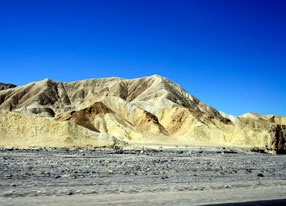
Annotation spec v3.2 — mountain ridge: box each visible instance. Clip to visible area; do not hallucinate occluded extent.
[0,75,285,153]
[0,83,17,91]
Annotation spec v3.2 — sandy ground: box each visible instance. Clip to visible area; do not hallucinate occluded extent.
[0,146,285,205]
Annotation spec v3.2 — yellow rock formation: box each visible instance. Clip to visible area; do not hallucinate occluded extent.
[0,110,120,149]
[0,75,285,152]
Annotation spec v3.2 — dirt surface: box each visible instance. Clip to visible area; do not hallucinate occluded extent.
[0,146,285,205]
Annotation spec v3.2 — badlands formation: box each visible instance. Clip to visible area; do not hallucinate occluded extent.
[0,75,285,153]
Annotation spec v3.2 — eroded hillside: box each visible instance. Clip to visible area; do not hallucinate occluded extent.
[0,75,285,153]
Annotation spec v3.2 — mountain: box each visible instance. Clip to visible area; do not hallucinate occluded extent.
[0,83,17,91]
[0,75,285,153]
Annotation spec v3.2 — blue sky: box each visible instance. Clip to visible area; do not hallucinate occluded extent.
[0,0,285,116]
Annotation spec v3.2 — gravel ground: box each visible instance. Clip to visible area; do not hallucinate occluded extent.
[0,146,286,205]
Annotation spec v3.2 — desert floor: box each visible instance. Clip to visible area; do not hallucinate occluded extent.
[0,146,285,205]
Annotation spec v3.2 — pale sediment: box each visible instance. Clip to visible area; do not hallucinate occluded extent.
[0,75,285,153]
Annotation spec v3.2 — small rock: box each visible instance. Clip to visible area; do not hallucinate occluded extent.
[67,191,73,195]
[257,173,264,177]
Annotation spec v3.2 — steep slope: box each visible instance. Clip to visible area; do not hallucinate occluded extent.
[0,83,16,91]
[0,110,122,149]
[0,75,222,118]
[0,75,285,153]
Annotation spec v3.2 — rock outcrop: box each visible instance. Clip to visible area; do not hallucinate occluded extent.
[0,110,121,149]
[269,125,286,154]
[0,75,285,152]
[0,83,16,91]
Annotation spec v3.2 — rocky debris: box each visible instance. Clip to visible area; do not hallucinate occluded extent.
[250,147,267,154]
[0,148,285,198]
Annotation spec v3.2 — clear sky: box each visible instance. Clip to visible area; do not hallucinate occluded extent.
[0,0,285,116]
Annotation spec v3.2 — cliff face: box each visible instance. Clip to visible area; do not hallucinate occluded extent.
[0,110,120,149]
[0,75,285,152]
[269,125,286,154]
